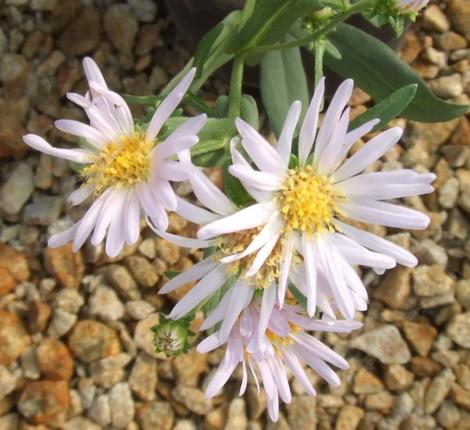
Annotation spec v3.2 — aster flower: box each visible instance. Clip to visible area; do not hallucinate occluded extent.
[198,302,361,421]
[395,0,429,14]
[192,78,435,321]
[23,57,206,257]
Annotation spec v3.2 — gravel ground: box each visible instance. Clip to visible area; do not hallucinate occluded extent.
[0,0,469,429]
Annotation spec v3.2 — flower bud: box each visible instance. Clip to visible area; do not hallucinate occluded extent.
[152,315,193,356]
[395,0,429,15]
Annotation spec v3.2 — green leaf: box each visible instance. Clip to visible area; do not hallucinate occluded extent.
[240,94,260,129]
[164,270,181,279]
[227,0,323,53]
[325,23,468,122]
[214,95,229,118]
[289,284,308,310]
[349,84,418,132]
[122,94,160,106]
[260,46,309,136]
[222,159,253,207]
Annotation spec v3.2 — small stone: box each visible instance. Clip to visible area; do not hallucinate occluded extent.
[47,308,77,338]
[0,267,15,295]
[138,239,156,259]
[436,31,468,51]
[365,391,394,413]
[172,387,212,415]
[134,313,163,359]
[57,7,101,55]
[429,74,463,98]
[448,0,470,40]
[412,265,454,297]
[441,145,470,168]
[174,420,197,430]
[173,349,208,387]
[104,5,138,53]
[351,325,411,364]
[108,383,135,429]
[288,395,316,430]
[103,264,140,300]
[129,352,157,401]
[450,383,470,410]
[225,398,248,430]
[137,401,174,430]
[402,321,437,356]
[0,163,34,216]
[456,279,470,309]
[64,417,100,430]
[0,414,19,430]
[89,285,125,321]
[156,238,180,264]
[410,356,442,377]
[385,365,414,391]
[411,239,448,266]
[335,405,364,430]
[0,244,29,294]
[44,244,84,289]
[0,54,29,98]
[373,267,411,309]
[446,311,470,348]
[18,380,70,427]
[0,311,31,365]
[88,353,131,388]
[438,177,460,208]
[128,0,158,22]
[204,407,227,430]
[423,47,447,67]
[424,368,456,414]
[437,400,460,428]
[28,300,52,334]
[31,0,58,10]
[125,300,155,320]
[36,338,74,381]
[68,320,121,363]
[246,385,266,420]
[87,394,111,427]
[53,288,84,314]
[353,369,384,394]
[455,365,470,390]
[125,255,159,287]
[0,365,17,401]
[0,99,28,159]
[422,5,450,33]
[23,196,63,225]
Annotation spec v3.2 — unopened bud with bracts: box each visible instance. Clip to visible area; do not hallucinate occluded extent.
[151,314,194,357]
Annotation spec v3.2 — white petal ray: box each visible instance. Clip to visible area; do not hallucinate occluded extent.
[152,135,198,160]
[48,223,79,248]
[67,186,93,206]
[165,114,207,140]
[299,77,325,165]
[278,237,295,307]
[243,232,281,277]
[282,347,316,396]
[258,284,277,340]
[124,191,141,245]
[105,193,127,257]
[198,201,276,240]
[199,289,232,331]
[175,196,220,224]
[235,118,285,173]
[151,178,177,211]
[147,222,215,249]
[83,56,107,89]
[146,68,196,141]
[54,120,108,148]
[157,160,191,181]
[293,345,341,386]
[302,235,318,317]
[23,134,93,164]
[228,164,283,191]
[277,101,301,165]
[333,127,403,182]
[160,258,218,294]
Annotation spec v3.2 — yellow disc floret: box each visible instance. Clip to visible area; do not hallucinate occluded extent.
[278,165,341,236]
[81,132,153,195]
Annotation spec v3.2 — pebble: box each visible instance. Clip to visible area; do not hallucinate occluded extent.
[436,31,468,51]
[424,368,456,414]
[422,5,450,33]
[0,163,34,216]
[23,195,63,225]
[68,320,121,363]
[125,255,159,287]
[36,337,74,380]
[103,264,140,300]
[43,243,85,289]
[226,398,248,430]
[53,288,84,314]
[365,391,394,413]
[429,74,463,98]
[63,417,101,430]
[172,387,212,415]
[87,394,111,427]
[104,4,138,54]
[335,405,364,430]
[446,311,470,348]
[18,380,70,427]
[88,353,131,388]
[402,321,437,356]
[138,238,156,259]
[353,368,384,394]
[0,311,31,365]
[448,0,470,40]
[47,308,77,337]
[133,313,163,358]
[89,285,125,321]
[373,267,411,309]
[0,244,29,294]
[412,265,454,297]
[438,177,460,208]
[125,300,155,320]
[137,401,174,430]
[385,365,414,391]
[173,349,208,387]
[350,325,411,364]
[437,400,460,428]
[129,352,157,401]
[108,383,135,429]
[456,279,470,309]
[411,239,448,266]
[128,0,158,22]
[0,414,18,430]
[0,365,17,401]
[288,395,316,430]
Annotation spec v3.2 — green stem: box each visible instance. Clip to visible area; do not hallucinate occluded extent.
[314,39,326,87]
[184,92,216,116]
[227,55,245,118]
[250,0,375,54]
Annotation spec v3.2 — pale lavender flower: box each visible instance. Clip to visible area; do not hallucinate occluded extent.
[198,302,361,421]
[396,0,429,14]
[23,57,206,257]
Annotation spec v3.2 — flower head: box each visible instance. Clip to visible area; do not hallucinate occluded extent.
[23,57,206,257]
[152,314,194,356]
[395,0,429,14]
[198,302,361,421]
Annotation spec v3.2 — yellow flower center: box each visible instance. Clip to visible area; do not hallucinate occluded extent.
[218,229,284,289]
[278,165,342,236]
[81,133,153,195]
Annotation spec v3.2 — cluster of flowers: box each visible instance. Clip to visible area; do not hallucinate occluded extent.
[24,58,434,421]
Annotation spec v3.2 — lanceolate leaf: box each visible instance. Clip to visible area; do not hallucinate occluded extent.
[349,84,417,131]
[223,159,253,207]
[325,23,468,122]
[260,47,309,136]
